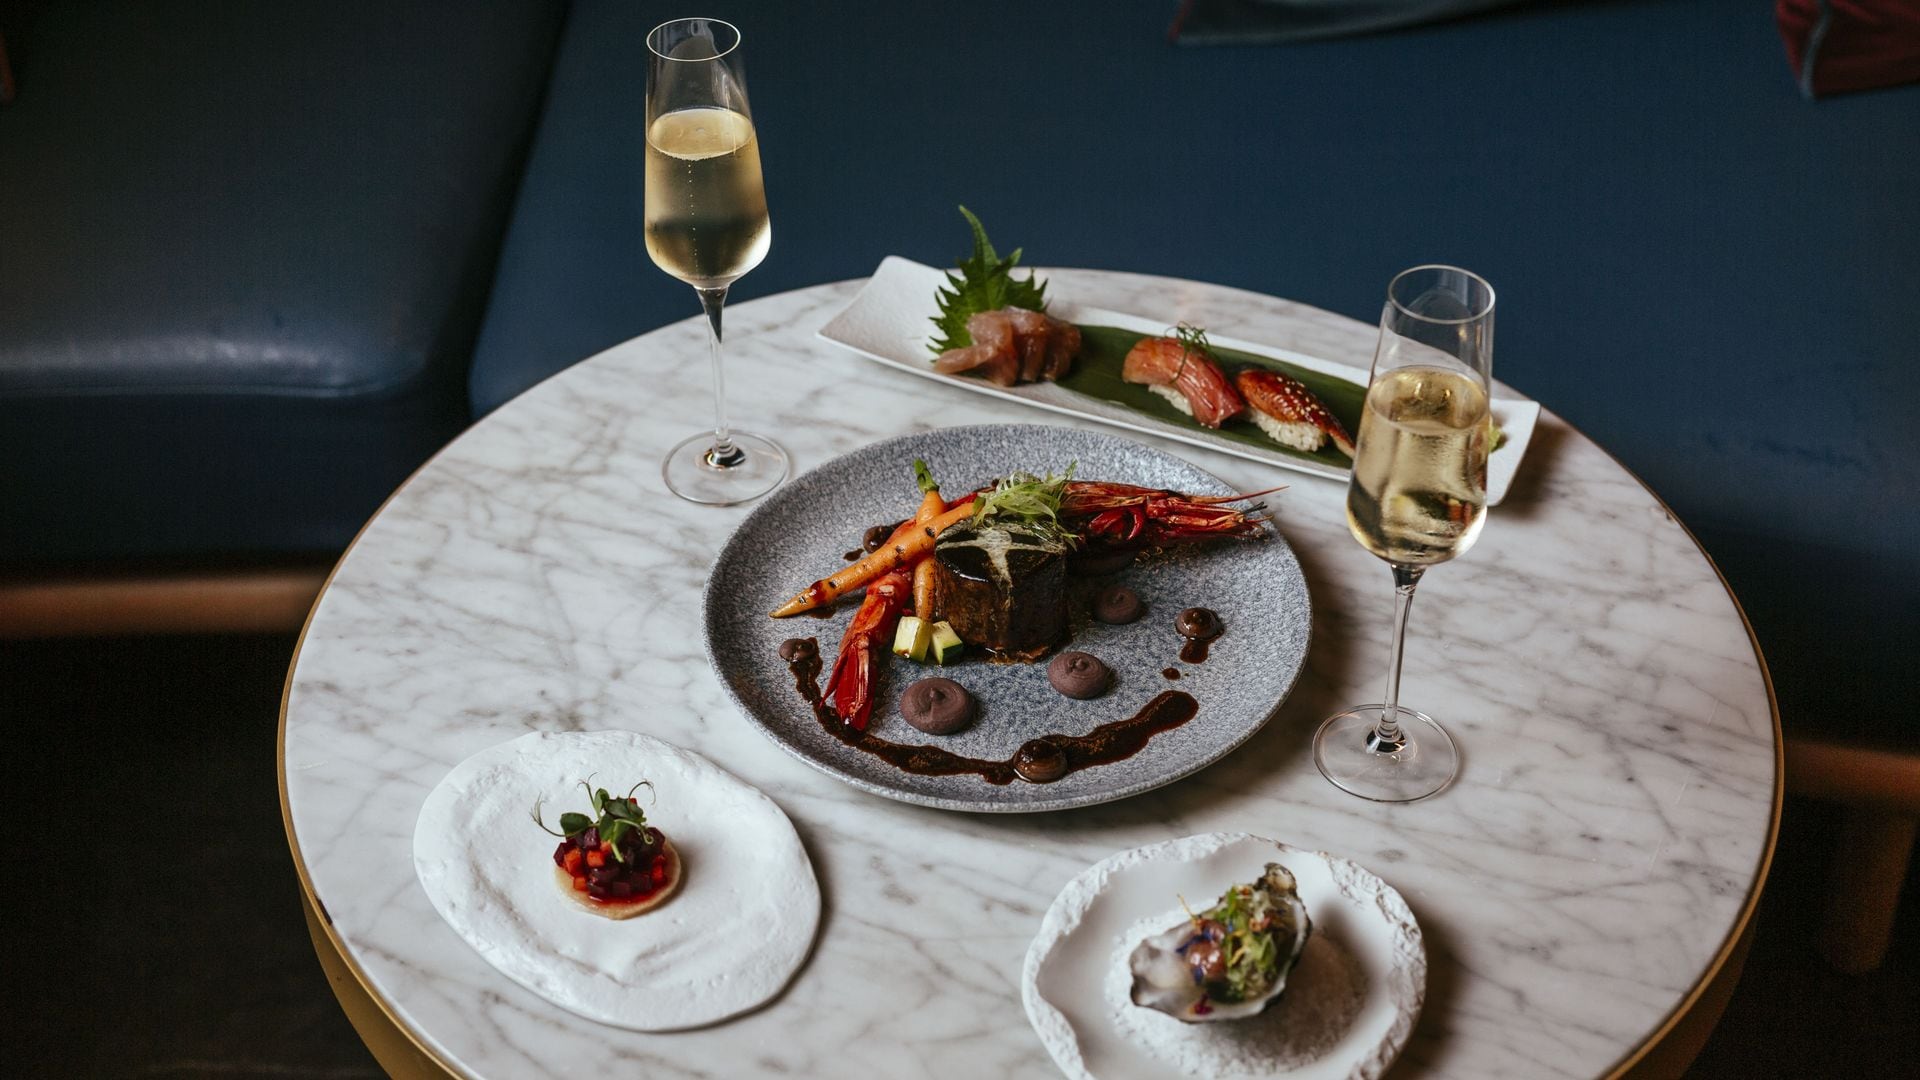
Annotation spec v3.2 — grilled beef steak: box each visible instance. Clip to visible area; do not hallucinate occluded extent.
[932,522,1068,661]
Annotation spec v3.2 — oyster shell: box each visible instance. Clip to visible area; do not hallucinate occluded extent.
[1127,862,1311,1022]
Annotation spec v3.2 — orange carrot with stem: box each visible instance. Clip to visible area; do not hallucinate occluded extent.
[909,460,944,617]
[771,497,975,618]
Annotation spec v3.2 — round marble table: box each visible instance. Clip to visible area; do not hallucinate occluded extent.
[280,270,1779,1079]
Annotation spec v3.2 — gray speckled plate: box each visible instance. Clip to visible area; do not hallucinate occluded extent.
[702,424,1311,813]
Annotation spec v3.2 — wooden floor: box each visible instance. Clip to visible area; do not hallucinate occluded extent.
[0,633,1912,1077]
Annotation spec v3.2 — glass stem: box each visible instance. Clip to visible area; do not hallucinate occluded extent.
[696,286,744,468]
[1368,564,1425,753]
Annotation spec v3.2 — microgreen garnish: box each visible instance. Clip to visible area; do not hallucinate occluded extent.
[913,458,940,495]
[533,778,657,864]
[970,464,1076,545]
[1186,875,1297,1004]
[1171,322,1213,367]
[929,206,1049,354]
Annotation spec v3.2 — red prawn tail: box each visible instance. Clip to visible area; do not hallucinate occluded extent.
[828,636,877,731]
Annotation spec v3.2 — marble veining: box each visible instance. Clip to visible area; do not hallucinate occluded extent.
[283,269,1776,1079]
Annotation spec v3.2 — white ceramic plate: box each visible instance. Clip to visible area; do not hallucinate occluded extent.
[413,730,821,1031]
[818,256,1539,505]
[1023,833,1425,1080]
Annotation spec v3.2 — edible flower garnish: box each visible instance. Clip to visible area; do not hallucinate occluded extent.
[533,778,656,865]
[929,206,1049,354]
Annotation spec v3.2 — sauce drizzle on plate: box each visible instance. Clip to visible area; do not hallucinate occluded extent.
[781,638,1197,785]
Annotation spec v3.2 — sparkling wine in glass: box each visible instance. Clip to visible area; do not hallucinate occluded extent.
[1314,265,1495,802]
[645,17,787,505]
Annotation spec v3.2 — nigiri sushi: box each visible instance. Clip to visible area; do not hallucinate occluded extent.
[1235,369,1355,457]
[933,308,1081,386]
[1121,328,1245,428]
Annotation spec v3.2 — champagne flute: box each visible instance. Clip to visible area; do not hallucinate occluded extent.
[1314,265,1495,802]
[645,17,788,505]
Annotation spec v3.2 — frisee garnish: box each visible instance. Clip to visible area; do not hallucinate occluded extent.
[970,464,1076,544]
[928,206,1048,354]
[532,778,657,865]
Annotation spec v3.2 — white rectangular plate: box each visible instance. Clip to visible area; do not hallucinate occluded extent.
[817,256,1539,505]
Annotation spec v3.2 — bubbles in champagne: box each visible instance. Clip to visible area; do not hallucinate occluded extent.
[1345,367,1490,566]
[643,107,770,287]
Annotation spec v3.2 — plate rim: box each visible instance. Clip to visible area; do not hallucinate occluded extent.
[700,423,1312,814]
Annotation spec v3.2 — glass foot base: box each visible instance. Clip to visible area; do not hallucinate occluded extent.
[662,431,788,506]
[1313,704,1458,803]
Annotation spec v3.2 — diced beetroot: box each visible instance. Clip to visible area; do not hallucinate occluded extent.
[563,849,583,874]
[608,881,632,898]
[572,875,589,891]
[586,850,605,869]
[650,860,666,886]
[588,883,609,899]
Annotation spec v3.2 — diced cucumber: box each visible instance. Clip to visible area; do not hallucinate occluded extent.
[892,616,932,661]
[929,621,964,665]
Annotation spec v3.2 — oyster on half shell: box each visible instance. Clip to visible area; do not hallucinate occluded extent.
[1127,862,1311,1022]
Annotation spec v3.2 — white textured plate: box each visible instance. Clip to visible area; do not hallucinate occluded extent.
[1023,833,1425,1080]
[818,256,1539,505]
[413,730,820,1031]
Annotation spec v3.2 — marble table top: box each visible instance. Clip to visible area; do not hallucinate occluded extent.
[281,269,1779,1079]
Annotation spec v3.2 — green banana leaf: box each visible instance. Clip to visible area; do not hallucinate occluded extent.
[1056,326,1364,470]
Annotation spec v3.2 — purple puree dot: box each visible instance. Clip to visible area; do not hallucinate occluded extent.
[900,677,974,735]
[1092,585,1144,624]
[1047,651,1111,699]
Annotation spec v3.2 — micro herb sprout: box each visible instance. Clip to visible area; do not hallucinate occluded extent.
[533,778,658,865]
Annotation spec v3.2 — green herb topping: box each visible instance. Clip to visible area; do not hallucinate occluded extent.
[1171,322,1213,360]
[929,206,1049,354]
[533,778,657,865]
[970,464,1076,544]
[1193,875,1296,1004]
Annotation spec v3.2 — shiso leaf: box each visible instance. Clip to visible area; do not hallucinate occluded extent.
[928,207,1049,355]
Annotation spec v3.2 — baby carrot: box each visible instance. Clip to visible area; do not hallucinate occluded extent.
[771,499,974,618]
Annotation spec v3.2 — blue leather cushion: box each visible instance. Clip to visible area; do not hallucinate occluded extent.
[0,1,562,563]
[1171,0,1523,44]
[475,0,1918,731]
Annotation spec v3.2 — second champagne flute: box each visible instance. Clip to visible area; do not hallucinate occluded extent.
[1313,264,1495,802]
[645,17,788,505]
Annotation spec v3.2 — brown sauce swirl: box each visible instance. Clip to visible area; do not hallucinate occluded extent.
[782,639,1197,785]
